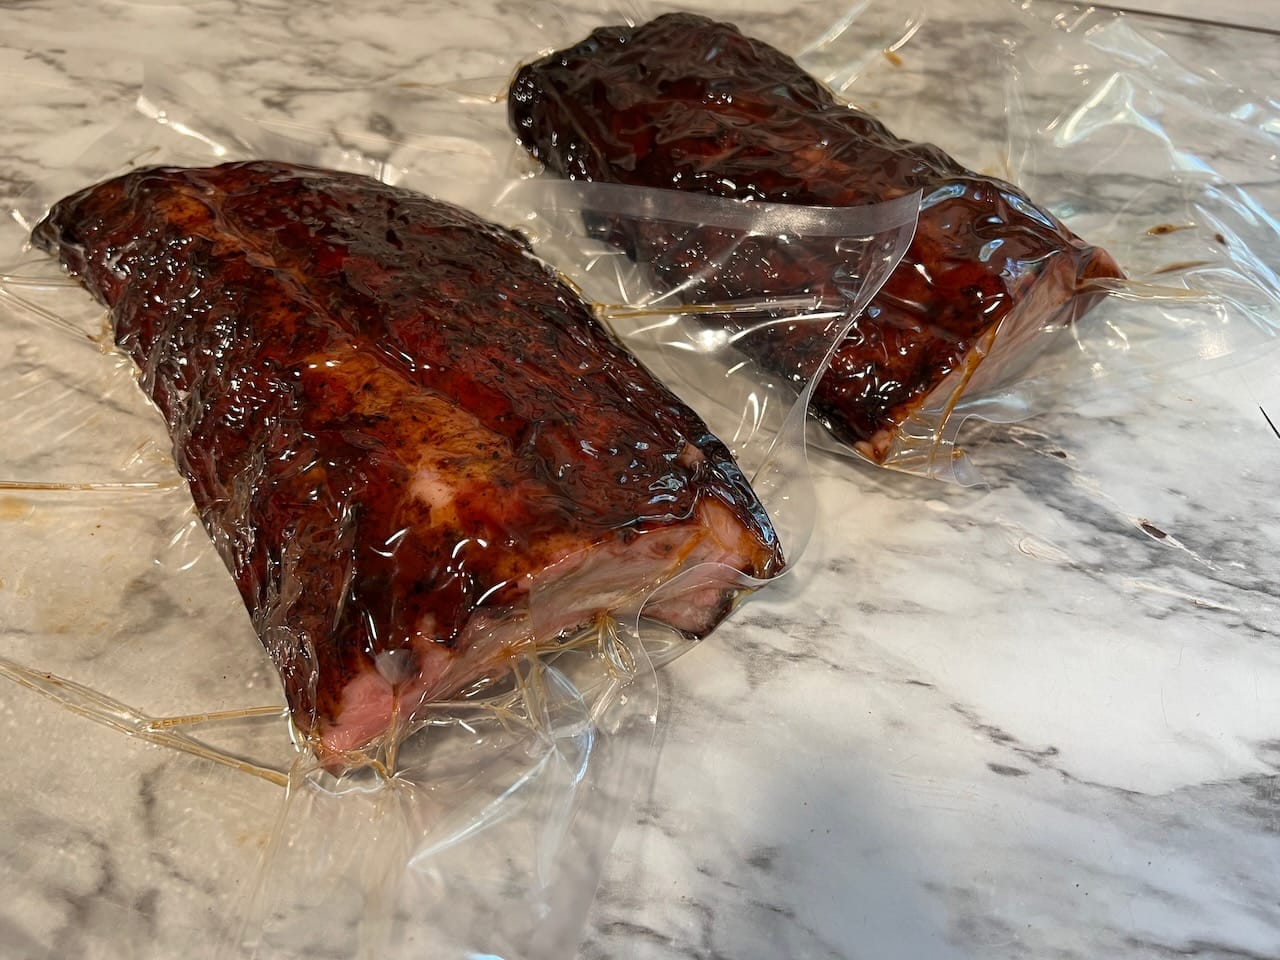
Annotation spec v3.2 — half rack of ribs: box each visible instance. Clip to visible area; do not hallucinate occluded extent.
[32,161,783,760]
[509,12,1124,464]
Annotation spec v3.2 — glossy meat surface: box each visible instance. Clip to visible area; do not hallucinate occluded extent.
[509,13,1124,460]
[32,161,782,757]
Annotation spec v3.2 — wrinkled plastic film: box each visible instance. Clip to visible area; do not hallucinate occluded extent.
[1002,4,1280,359]
[227,630,657,960]
[1,70,695,960]
[494,0,1280,483]
[2,50,911,960]
[5,6,1280,960]
[493,177,919,548]
[799,0,1280,434]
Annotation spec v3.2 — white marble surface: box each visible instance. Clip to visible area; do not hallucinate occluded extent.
[2,1,1280,959]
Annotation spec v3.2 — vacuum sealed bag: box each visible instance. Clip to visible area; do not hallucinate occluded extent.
[505,12,1121,481]
[486,0,1279,483]
[4,1,1280,957]
[27,158,794,763]
[0,65,911,959]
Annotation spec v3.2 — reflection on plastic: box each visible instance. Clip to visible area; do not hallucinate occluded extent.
[506,11,1126,485]
[500,1,1279,483]
[494,176,919,528]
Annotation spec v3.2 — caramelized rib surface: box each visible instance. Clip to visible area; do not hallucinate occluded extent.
[509,13,1123,458]
[33,161,782,755]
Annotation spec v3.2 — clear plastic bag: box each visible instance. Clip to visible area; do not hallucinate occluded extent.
[0,65,911,960]
[480,0,1280,484]
[1003,2,1280,342]
[491,176,919,556]
[7,3,1279,956]
[797,0,1280,456]
[1,81,658,960]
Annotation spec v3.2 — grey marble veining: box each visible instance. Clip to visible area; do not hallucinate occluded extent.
[2,1,1279,959]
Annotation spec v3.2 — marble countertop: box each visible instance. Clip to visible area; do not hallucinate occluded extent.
[2,1,1279,959]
